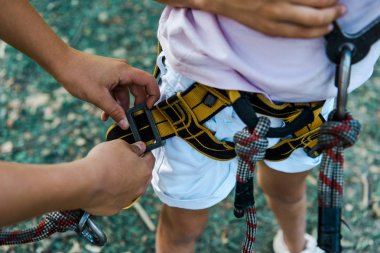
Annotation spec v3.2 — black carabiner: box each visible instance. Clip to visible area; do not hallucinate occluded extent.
[334,43,354,120]
[78,212,107,246]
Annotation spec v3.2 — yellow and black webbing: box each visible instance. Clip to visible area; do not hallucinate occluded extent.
[106,83,325,161]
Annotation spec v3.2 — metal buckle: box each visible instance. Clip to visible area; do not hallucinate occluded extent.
[78,212,107,246]
[126,104,163,152]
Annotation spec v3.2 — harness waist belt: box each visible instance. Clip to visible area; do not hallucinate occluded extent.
[106,83,325,161]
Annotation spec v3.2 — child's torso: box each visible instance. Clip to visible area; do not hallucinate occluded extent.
[157,0,380,102]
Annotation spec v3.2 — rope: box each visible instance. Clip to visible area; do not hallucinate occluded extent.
[0,211,82,245]
[317,111,361,208]
[233,117,270,253]
[316,111,361,253]
[232,110,360,253]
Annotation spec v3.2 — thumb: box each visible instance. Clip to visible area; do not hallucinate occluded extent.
[129,141,147,156]
[98,92,129,129]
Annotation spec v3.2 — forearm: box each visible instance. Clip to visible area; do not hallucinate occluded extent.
[0,0,69,79]
[0,160,92,226]
[155,0,228,15]
[156,0,345,38]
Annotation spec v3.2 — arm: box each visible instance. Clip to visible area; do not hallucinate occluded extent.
[0,0,160,129]
[0,140,155,227]
[156,0,347,38]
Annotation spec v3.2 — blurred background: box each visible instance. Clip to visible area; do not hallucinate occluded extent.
[0,1,379,252]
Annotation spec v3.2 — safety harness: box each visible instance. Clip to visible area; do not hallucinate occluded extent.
[106,84,325,161]
[315,18,380,253]
[1,18,379,253]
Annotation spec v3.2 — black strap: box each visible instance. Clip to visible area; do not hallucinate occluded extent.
[232,92,316,138]
[318,207,342,253]
[325,17,380,64]
[107,84,325,161]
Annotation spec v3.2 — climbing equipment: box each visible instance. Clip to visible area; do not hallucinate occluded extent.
[105,20,380,250]
[233,117,270,253]
[0,211,106,246]
[316,18,380,252]
[1,57,322,249]
[315,18,380,252]
[106,84,325,161]
[325,18,380,65]
[316,111,360,253]
[105,84,325,253]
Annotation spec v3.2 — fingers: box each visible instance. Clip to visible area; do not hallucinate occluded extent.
[141,151,155,169]
[259,20,333,38]
[276,3,346,28]
[97,91,129,129]
[129,141,155,168]
[255,1,346,38]
[290,0,338,8]
[124,67,160,108]
[129,85,148,106]
[101,111,109,121]
[129,141,147,156]
[101,84,130,122]
[114,86,131,111]
[219,0,346,38]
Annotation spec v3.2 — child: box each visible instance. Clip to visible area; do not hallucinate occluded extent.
[151,1,380,252]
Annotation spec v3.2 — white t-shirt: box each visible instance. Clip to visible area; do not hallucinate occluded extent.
[157,0,380,102]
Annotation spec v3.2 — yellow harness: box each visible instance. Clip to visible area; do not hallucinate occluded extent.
[106,83,325,161]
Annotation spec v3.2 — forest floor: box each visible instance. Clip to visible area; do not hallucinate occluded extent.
[1,1,379,252]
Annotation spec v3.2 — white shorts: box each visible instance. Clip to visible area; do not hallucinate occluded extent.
[151,53,335,210]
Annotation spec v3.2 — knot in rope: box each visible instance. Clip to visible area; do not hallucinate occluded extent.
[316,111,361,252]
[317,111,361,150]
[233,117,270,253]
[233,117,270,164]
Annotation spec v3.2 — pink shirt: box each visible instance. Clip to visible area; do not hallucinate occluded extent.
[158,0,380,102]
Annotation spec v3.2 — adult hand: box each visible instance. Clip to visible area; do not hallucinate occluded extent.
[56,48,160,130]
[81,140,155,216]
[0,140,155,226]
[157,0,347,38]
[0,1,160,130]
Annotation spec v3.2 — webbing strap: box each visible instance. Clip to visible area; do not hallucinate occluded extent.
[107,83,236,160]
[107,83,325,161]
[325,17,380,64]
[244,93,326,160]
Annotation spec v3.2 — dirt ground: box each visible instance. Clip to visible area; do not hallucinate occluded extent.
[1,1,379,252]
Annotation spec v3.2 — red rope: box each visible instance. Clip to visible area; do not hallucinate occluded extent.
[233,117,270,253]
[0,211,81,245]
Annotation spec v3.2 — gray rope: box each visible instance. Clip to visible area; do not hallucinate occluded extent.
[233,117,270,253]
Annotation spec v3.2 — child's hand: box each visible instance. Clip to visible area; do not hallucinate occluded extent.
[56,48,160,129]
[158,0,347,38]
[80,140,155,216]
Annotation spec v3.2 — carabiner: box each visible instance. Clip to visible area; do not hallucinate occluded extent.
[78,212,107,246]
[334,43,354,120]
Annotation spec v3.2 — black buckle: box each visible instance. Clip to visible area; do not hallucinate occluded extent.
[126,104,163,152]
